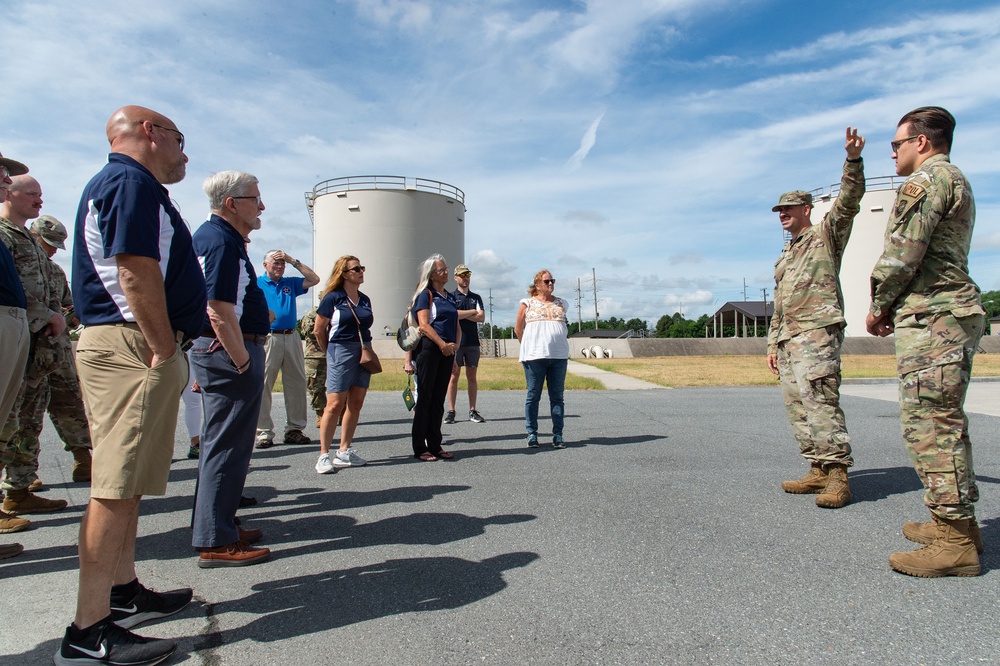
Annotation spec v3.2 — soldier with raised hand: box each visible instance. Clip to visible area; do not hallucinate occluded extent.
[766,127,866,509]
[301,306,328,427]
[29,214,93,484]
[867,106,985,578]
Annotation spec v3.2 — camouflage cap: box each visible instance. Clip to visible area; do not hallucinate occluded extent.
[31,214,68,249]
[772,190,813,211]
[0,150,29,177]
[454,263,471,275]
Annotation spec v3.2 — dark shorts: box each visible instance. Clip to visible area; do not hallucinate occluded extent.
[454,345,480,368]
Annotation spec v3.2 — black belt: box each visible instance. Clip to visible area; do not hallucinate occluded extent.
[271,328,296,334]
[201,331,268,346]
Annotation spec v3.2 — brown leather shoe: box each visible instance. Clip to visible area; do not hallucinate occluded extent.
[238,526,263,544]
[2,489,67,515]
[0,542,24,560]
[283,429,311,445]
[0,509,31,534]
[197,541,270,568]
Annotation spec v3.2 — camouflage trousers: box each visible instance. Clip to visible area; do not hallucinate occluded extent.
[0,362,48,491]
[305,356,328,415]
[47,360,92,453]
[776,325,852,466]
[894,311,983,520]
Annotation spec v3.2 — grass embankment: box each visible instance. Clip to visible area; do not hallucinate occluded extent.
[575,355,1000,388]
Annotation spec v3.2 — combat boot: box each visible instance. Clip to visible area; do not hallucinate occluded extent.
[71,447,93,483]
[903,516,983,554]
[889,514,980,578]
[781,463,828,494]
[0,509,31,533]
[2,488,68,515]
[816,464,851,508]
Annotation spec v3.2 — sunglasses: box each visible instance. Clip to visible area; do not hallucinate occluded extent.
[541,279,555,285]
[346,265,366,274]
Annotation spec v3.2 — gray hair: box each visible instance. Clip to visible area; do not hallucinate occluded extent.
[203,171,259,212]
[410,254,446,308]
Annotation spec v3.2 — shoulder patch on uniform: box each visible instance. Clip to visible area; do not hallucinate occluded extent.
[901,181,926,199]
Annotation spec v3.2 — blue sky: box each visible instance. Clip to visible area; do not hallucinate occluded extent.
[3,0,999,326]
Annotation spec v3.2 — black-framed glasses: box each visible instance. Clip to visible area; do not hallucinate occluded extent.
[890,135,920,152]
[541,279,556,285]
[433,267,449,274]
[232,195,263,206]
[150,123,185,151]
[346,265,366,274]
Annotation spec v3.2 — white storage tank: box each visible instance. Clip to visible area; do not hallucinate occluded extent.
[307,176,466,342]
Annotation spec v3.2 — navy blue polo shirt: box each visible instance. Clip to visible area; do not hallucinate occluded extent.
[72,153,207,339]
[450,289,483,347]
[0,242,26,308]
[414,288,458,343]
[317,288,373,344]
[192,214,269,335]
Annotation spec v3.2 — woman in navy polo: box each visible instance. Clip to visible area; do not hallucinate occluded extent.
[312,255,373,474]
[409,254,460,460]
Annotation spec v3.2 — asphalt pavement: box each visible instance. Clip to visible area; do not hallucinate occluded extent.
[2,376,1000,665]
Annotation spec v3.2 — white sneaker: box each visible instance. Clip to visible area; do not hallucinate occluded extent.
[315,454,336,474]
[333,448,367,467]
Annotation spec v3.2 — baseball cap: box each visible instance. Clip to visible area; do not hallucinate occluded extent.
[454,264,471,276]
[772,190,813,211]
[31,215,68,249]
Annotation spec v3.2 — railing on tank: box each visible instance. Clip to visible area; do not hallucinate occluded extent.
[304,176,465,220]
[809,175,907,201]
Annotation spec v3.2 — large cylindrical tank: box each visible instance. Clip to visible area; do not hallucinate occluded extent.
[307,176,466,342]
[807,176,899,336]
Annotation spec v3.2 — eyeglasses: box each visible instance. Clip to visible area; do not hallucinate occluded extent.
[232,195,263,206]
[541,279,556,286]
[456,272,471,278]
[890,135,920,152]
[433,267,449,274]
[346,266,366,274]
[150,123,185,151]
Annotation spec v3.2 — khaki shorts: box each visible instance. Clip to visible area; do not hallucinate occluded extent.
[76,324,187,499]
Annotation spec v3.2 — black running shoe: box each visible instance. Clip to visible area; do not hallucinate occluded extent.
[55,618,176,666]
[110,582,193,630]
[444,410,455,424]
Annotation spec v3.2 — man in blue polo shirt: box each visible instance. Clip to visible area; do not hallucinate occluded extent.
[0,150,31,559]
[57,105,206,666]
[256,248,319,448]
[189,171,271,569]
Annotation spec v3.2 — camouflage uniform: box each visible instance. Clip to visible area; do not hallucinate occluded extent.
[870,154,983,521]
[768,159,865,466]
[301,307,328,419]
[0,215,63,490]
[42,260,92,453]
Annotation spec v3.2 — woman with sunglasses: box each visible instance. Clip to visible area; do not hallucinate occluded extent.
[514,270,569,448]
[312,255,373,474]
[409,254,460,461]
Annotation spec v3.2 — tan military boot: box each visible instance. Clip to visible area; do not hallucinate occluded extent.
[889,515,981,578]
[2,488,68,515]
[903,517,983,554]
[27,479,44,492]
[816,464,851,508]
[71,447,93,483]
[781,464,828,494]
[0,509,31,533]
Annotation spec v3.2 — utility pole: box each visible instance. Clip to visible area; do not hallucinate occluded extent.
[592,267,599,330]
[488,288,494,352]
[760,287,769,337]
[743,278,748,301]
[576,278,583,335]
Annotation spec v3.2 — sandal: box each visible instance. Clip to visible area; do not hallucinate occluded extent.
[436,451,454,459]
[418,452,438,461]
